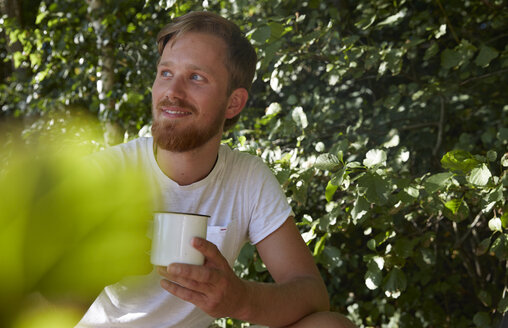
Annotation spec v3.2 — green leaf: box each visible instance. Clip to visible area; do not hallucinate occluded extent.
[363,149,387,168]
[434,24,447,39]
[467,164,491,186]
[424,42,439,61]
[476,237,491,255]
[441,150,480,173]
[330,167,346,187]
[404,186,419,198]
[474,45,499,67]
[313,235,327,257]
[501,212,508,229]
[491,234,508,260]
[443,198,469,222]
[441,48,461,69]
[383,92,401,109]
[314,153,341,171]
[478,290,492,307]
[36,11,49,25]
[383,268,407,298]
[486,150,497,162]
[250,26,271,44]
[393,238,416,259]
[498,296,508,313]
[325,181,338,202]
[357,172,390,205]
[376,9,407,27]
[424,172,454,194]
[501,153,508,167]
[365,260,383,290]
[456,40,478,66]
[473,312,491,327]
[275,167,291,185]
[322,246,343,268]
[499,127,508,143]
[352,196,370,223]
[355,14,376,30]
[367,239,376,251]
[267,22,285,40]
[444,198,463,215]
[127,23,136,33]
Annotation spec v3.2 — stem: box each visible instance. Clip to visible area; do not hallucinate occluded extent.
[455,211,483,249]
[435,0,460,44]
[433,95,445,156]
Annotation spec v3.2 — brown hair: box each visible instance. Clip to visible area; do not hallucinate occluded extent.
[156,11,257,130]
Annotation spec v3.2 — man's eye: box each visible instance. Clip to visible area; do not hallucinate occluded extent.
[161,71,171,77]
[190,74,204,81]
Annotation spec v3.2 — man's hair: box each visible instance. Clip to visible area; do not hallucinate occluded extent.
[156,11,257,131]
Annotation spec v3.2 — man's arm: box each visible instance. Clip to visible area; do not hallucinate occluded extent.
[158,217,330,327]
[240,216,329,325]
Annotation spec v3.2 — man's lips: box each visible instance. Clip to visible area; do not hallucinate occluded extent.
[161,107,191,116]
[156,99,195,118]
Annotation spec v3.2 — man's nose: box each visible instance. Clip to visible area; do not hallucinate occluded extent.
[164,75,186,100]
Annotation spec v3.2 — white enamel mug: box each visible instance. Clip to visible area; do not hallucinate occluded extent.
[150,212,209,266]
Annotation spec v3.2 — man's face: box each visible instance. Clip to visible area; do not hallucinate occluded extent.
[151,32,231,152]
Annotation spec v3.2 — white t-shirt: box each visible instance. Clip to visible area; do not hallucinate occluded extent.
[76,137,293,328]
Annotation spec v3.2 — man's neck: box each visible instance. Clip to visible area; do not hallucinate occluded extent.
[154,137,221,186]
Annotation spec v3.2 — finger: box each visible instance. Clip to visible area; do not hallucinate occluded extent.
[157,266,167,277]
[191,237,223,263]
[168,262,220,285]
[160,278,206,306]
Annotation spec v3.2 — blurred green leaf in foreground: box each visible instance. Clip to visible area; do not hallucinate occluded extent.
[0,115,153,328]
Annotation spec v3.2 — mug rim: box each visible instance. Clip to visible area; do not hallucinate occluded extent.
[154,211,210,218]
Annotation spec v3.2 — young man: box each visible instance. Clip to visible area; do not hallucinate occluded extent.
[77,11,356,328]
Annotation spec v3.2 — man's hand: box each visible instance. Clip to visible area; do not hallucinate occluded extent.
[157,237,249,319]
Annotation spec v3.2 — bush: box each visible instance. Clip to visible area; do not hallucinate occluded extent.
[1,0,507,326]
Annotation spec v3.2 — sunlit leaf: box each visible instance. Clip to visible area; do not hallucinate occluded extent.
[363,149,387,168]
[488,217,503,232]
[383,268,407,298]
[365,260,383,290]
[314,153,341,171]
[424,172,453,193]
[444,198,463,215]
[292,106,308,129]
[376,9,407,27]
[441,150,480,173]
[498,296,508,313]
[352,196,369,223]
[325,180,338,202]
[467,164,491,186]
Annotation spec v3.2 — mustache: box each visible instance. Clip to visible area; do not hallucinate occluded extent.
[156,98,196,113]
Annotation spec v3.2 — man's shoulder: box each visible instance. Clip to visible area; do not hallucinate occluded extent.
[219,144,272,179]
[220,144,264,165]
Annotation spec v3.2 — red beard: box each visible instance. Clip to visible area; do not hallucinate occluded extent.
[151,98,225,152]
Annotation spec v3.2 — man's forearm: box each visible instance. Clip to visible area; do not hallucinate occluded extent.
[235,275,330,327]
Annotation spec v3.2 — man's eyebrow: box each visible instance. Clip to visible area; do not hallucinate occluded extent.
[157,60,213,75]
[157,60,171,67]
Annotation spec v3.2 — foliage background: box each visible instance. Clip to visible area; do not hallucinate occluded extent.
[1,0,507,327]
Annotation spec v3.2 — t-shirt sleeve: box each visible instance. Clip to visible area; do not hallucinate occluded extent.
[246,158,294,245]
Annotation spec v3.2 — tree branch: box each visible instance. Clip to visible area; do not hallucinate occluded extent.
[435,0,460,44]
[459,68,508,86]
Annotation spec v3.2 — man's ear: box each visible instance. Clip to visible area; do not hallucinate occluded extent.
[225,88,248,119]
